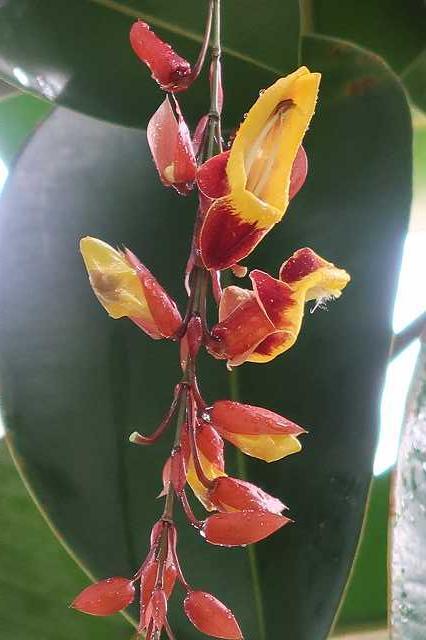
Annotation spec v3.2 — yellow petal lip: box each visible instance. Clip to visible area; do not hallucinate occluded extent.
[79,236,152,321]
[224,432,302,463]
[227,67,321,221]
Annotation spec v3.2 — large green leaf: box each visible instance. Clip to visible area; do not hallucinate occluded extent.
[308,0,426,110]
[390,339,426,639]
[0,34,411,639]
[0,93,51,165]
[0,0,299,128]
[0,443,131,640]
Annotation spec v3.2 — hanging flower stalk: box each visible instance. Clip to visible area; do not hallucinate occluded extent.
[73,2,350,638]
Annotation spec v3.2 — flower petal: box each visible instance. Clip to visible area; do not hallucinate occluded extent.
[210,400,305,436]
[289,145,308,200]
[208,476,286,513]
[209,292,275,366]
[71,577,135,616]
[184,590,243,640]
[197,151,231,199]
[227,68,320,213]
[279,247,351,301]
[202,510,290,546]
[80,237,159,335]
[199,193,273,270]
[130,21,192,92]
[125,248,182,338]
[220,431,302,463]
[147,97,197,195]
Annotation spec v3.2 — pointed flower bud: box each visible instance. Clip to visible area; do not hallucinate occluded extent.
[199,67,321,269]
[210,400,305,462]
[130,21,192,92]
[208,476,286,513]
[80,237,182,339]
[209,248,350,366]
[71,577,135,616]
[143,588,168,634]
[184,590,243,639]
[202,510,290,546]
[147,96,197,195]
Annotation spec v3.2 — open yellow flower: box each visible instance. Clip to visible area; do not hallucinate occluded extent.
[199,67,321,270]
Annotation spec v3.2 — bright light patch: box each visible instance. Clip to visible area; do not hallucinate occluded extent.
[0,157,8,193]
[374,231,426,475]
[12,66,30,87]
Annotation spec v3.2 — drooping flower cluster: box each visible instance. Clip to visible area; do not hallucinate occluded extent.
[73,7,350,640]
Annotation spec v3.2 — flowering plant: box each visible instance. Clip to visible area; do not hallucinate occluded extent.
[73,2,350,638]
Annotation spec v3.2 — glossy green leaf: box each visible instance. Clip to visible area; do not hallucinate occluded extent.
[402,51,426,113]
[0,93,51,165]
[0,442,131,640]
[0,0,300,128]
[390,339,426,639]
[0,34,411,639]
[309,0,426,111]
[335,473,390,632]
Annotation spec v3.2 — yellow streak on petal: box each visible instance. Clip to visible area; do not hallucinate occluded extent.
[225,432,302,462]
[186,453,226,511]
[80,236,153,321]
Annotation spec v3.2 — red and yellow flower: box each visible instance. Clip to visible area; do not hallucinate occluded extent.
[198,68,321,270]
[208,248,350,366]
[209,400,306,462]
[80,237,181,339]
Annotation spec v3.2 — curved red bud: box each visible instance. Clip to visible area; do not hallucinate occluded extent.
[208,476,286,514]
[147,96,197,195]
[289,146,308,199]
[130,21,192,92]
[211,400,305,436]
[184,590,243,639]
[202,510,290,546]
[71,577,135,616]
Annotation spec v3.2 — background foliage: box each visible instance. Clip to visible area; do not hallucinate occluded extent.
[0,1,422,638]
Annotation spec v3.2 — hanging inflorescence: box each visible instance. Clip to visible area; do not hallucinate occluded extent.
[72,2,350,638]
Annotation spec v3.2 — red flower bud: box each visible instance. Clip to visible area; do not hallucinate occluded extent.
[147,96,197,195]
[208,476,286,514]
[143,588,168,632]
[184,590,243,639]
[71,577,135,616]
[140,557,177,619]
[130,21,192,92]
[202,510,290,546]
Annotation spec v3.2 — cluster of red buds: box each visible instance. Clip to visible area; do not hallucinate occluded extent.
[73,3,350,638]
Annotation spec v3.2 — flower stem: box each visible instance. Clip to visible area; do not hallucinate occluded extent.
[161,0,223,532]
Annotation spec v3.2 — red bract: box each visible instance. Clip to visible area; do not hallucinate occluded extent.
[207,476,286,514]
[184,590,243,639]
[130,21,192,92]
[211,400,305,436]
[147,96,197,195]
[143,588,168,634]
[71,577,135,616]
[202,510,291,546]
